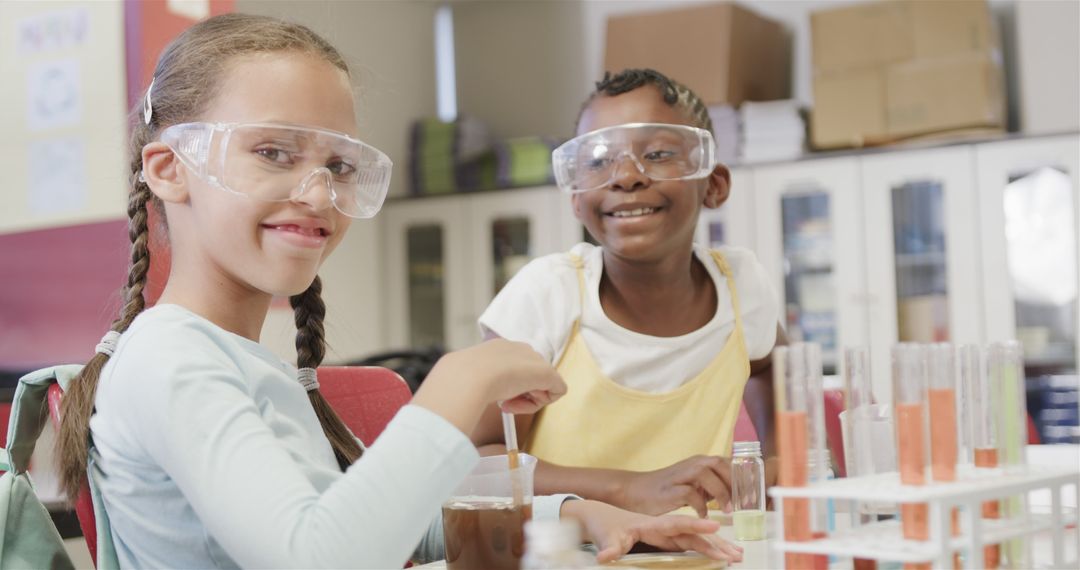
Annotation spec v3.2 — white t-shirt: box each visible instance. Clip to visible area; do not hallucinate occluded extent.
[479,243,779,393]
[90,304,569,569]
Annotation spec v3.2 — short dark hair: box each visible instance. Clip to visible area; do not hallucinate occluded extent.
[576,68,713,134]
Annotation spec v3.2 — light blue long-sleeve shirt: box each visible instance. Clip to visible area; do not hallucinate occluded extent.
[90,304,571,568]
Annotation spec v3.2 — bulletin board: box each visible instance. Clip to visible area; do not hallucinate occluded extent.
[0,1,233,372]
[0,1,128,234]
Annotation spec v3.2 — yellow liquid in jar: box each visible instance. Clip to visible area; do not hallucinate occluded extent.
[733,509,766,541]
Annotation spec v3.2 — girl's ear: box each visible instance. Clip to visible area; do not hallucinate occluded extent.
[570,193,585,222]
[703,164,731,209]
[141,142,188,204]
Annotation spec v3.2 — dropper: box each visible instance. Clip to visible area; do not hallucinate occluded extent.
[502,410,524,506]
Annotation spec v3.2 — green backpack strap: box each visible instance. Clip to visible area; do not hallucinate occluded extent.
[4,365,82,474]
[0,365,82,570]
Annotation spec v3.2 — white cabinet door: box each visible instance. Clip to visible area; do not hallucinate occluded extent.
[381,197,471,351]
[861,147,983,401]
[753,157,867,376]
[696,166,756,250]
[976,135,1080,376]
[466,187,566,345]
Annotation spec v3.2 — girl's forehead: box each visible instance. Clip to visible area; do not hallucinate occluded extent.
[203,52,358,137]
[578,86,694,135]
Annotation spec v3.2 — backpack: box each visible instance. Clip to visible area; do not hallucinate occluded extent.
[0,365,81,570]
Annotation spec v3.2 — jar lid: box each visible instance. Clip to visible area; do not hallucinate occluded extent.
[733,440,761,457]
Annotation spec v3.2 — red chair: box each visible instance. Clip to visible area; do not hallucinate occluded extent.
[315,366,413,446]
[0,402,10,474]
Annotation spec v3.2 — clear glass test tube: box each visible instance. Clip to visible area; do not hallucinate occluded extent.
[893,343,930,570]
[989,340,1030,569]
[774,345,813,569]
[958,344,982,465]
[927,343,958,482]
[843,347,878,570]
[967,344,1002,568]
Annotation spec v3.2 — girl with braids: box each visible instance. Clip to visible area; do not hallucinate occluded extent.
[54,16,742,569]
[475,68,787,518]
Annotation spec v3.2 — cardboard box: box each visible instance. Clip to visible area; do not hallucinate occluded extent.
[812,54,1004,148]
[604,3,790,106]
[811,68,889,148]
[810,0,1002,148]
[812,0,996,74]
[885,54,1005,138]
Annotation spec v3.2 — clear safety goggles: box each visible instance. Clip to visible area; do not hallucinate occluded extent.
[551,123,717,193]
[159,122,393,218]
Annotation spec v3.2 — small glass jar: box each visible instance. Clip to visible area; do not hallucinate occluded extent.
[731,440,766,541]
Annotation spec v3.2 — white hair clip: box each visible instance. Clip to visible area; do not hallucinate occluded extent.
[298,367,320,392]
[143,77,156,126]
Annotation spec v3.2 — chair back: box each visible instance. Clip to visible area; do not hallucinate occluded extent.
[315,366,413,446]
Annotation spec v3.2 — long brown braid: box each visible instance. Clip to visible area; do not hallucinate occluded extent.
[56,13,363,502]
[575,68,715,135]
[291,277,364,469]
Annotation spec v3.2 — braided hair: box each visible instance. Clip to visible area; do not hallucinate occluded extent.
[576,68,713,135]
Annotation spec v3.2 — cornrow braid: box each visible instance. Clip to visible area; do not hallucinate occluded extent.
[56,164,155,502]
[576,68,713,135]
[291,276,364,469]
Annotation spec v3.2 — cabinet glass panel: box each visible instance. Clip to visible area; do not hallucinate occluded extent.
[781,192,837,365]
[1003,166,1077,374]
[492,217,530,293]
[407,225,445,348]
[891,181,950,343]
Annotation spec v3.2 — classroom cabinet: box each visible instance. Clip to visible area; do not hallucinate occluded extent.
[381,186,579,352]
[749,134,1079,406]
[752,157,869,376]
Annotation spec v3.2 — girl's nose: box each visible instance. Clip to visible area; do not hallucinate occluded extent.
[292,168,336,211]
[609,152,649,192]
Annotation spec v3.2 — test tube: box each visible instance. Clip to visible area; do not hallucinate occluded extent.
[958,344,981,465]
[843,347,877,570]
[967,344,1001,568]
[774,345,812,569]
[927,343,960,567]
[803,344,829,570]
[892,343,929,570]
[989,341,1030,569]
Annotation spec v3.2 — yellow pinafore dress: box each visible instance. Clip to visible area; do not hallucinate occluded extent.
[524,250,751,470]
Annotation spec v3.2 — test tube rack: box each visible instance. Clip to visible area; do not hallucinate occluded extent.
[768,464,1079,569]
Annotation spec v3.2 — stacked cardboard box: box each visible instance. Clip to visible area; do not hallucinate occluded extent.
[604,3,791,107]
[810,0,1005,149]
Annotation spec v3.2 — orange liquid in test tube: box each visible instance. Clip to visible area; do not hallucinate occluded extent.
[779,410,813,569]
[975,448,1001,568]
[896,401,930,570]
[928,388,961,568]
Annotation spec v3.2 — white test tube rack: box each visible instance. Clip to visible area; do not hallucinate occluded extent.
[768,464,1080,569]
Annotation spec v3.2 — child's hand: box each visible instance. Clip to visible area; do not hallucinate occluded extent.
[612,456,732,517]
[561,500,743,564]
[609,456,780,515]
[414,339,566,434]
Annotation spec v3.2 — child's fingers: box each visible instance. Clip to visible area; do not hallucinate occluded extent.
[653,514,721,535]
[594,532,636,564]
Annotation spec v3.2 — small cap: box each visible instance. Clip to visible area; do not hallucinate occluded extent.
[732,440,761,457]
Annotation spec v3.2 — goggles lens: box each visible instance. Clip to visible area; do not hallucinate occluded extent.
[551,123,716,193]
[161,122,392,218]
